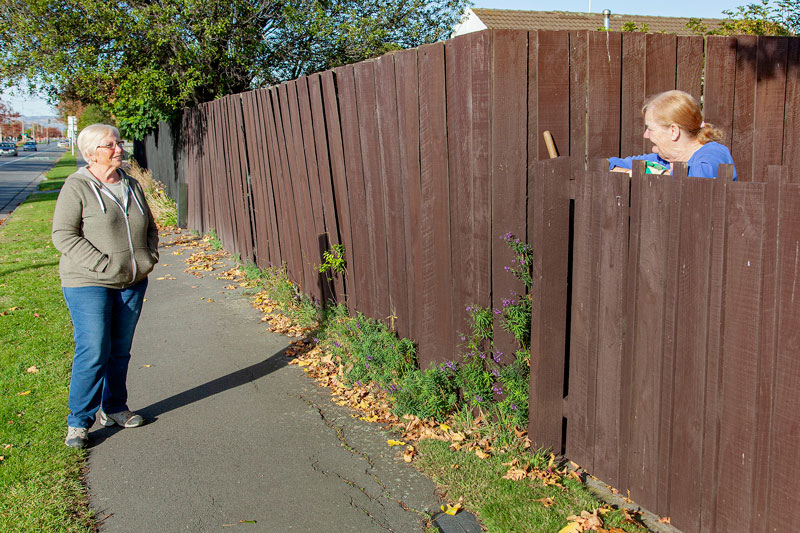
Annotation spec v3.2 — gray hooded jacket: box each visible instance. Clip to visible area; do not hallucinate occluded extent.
[52,166,159,288]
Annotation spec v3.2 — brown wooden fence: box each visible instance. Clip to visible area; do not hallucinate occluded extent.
[139,30,800,532]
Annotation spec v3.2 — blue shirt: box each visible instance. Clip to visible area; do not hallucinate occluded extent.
[608,142,738,181]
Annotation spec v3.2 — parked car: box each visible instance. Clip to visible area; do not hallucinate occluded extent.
[57,139,70,148]
[0,142,18,156]
[23,141,37,151]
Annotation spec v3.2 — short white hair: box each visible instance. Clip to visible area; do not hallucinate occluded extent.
[76,124,120,160]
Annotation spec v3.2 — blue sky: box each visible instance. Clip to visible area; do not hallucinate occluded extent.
[4,0,744,116]
[475,0,744,19]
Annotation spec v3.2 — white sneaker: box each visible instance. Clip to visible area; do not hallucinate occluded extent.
[65,426,89,448]
[98,409,145,428]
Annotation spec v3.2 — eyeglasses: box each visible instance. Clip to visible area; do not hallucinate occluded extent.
[97,141,124,151]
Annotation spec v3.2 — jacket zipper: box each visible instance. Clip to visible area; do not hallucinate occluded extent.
[97,186,137,284]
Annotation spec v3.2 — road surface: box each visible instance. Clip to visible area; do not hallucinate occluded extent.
[0,142,65,222]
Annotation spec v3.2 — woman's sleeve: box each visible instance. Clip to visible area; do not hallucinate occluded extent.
[608,153,661,170]
[51,180,109,272]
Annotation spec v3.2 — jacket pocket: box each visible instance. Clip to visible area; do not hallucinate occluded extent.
[135,247,158,278]
[96,250,133,284]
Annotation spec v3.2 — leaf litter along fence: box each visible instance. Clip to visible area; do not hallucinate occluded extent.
[137,29,800,532]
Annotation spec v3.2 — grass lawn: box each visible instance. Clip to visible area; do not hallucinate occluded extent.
[0,155,93,531]
[38,152,76,192]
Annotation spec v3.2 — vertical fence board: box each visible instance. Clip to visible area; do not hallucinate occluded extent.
[491,29,528,366]
[732,36,758,182]
[749,172,782,533]
[268,87,304,284]
[258,88,287,267]
[375,53,410,336]
[471,30,492,313]
[308,74,345,303]
[667,178,714,532]
[528,157,570,451]
[591,170,628,488]
[240,92,269,267]
[566,169,597,470]
[657,163,683,516]
[393,49,423,343]
[447,34,475,340]
[704,37,738,147]
[321,71,355,305]
[645,34,677,96]
[570,31,588,173]
[715,183,764,530]
[286,81,324,301]
[783,39,800,173]
[753,37,789,175]
[627,173,674,511]
[676,36,704,102]
[296,77,329,303]
[354,61,391,321]
[587,31,622,159]
[766,184,800,531]
[535,30,570,161]
[699,178,728,533]
[336,65,373,318]
[621,33,646,157]
[418,42,453,367]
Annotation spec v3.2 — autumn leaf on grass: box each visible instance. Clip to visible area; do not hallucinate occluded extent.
[26,366,39,373]
[17,391,31,396]
[557,523,582,533]
[440,503,462,516]
[566,510,603,531]
[403,446,415,463]
[502,465,528,481]
[534,497,556,507]
[475,448,490,460]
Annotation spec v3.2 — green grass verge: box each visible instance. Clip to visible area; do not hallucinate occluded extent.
[0,159,92,531]
[415,439,642,532]
[38,152,77,192]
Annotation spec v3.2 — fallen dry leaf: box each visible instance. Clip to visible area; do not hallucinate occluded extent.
[440,503,462,516]
[403,446,415,463]
[659,516,671,524]
[534,497,556,507]
[387,439,406,447]
[26,366,39,373]
[17,391,30,396]
[557,522,582,533]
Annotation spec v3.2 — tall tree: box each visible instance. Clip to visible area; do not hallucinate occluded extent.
[0,0,467,138]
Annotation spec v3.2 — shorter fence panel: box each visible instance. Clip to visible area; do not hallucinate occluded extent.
[527,157,570,451]
[767,183,800,530]
[666,177,715,531]
[714,182,766,530]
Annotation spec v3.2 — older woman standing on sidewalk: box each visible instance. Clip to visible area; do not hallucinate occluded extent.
[52,124,159,448]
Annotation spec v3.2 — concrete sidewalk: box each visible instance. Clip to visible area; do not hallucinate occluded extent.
[85,230,442,532]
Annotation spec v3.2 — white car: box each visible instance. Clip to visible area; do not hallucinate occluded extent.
[57,139,70,148]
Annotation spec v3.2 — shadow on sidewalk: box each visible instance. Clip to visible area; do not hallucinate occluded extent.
[141,348,290,418]
[89,349,289,446]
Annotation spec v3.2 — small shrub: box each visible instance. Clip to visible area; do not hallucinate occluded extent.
[127,158,177,228]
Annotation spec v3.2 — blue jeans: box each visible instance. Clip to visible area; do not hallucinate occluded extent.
[62,279,148,428]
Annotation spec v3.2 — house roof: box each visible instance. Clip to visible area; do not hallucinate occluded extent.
[463,8,725,36]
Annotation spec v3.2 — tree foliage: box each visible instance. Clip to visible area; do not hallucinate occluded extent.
[687,0,798,36]
[0,0,467,138]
